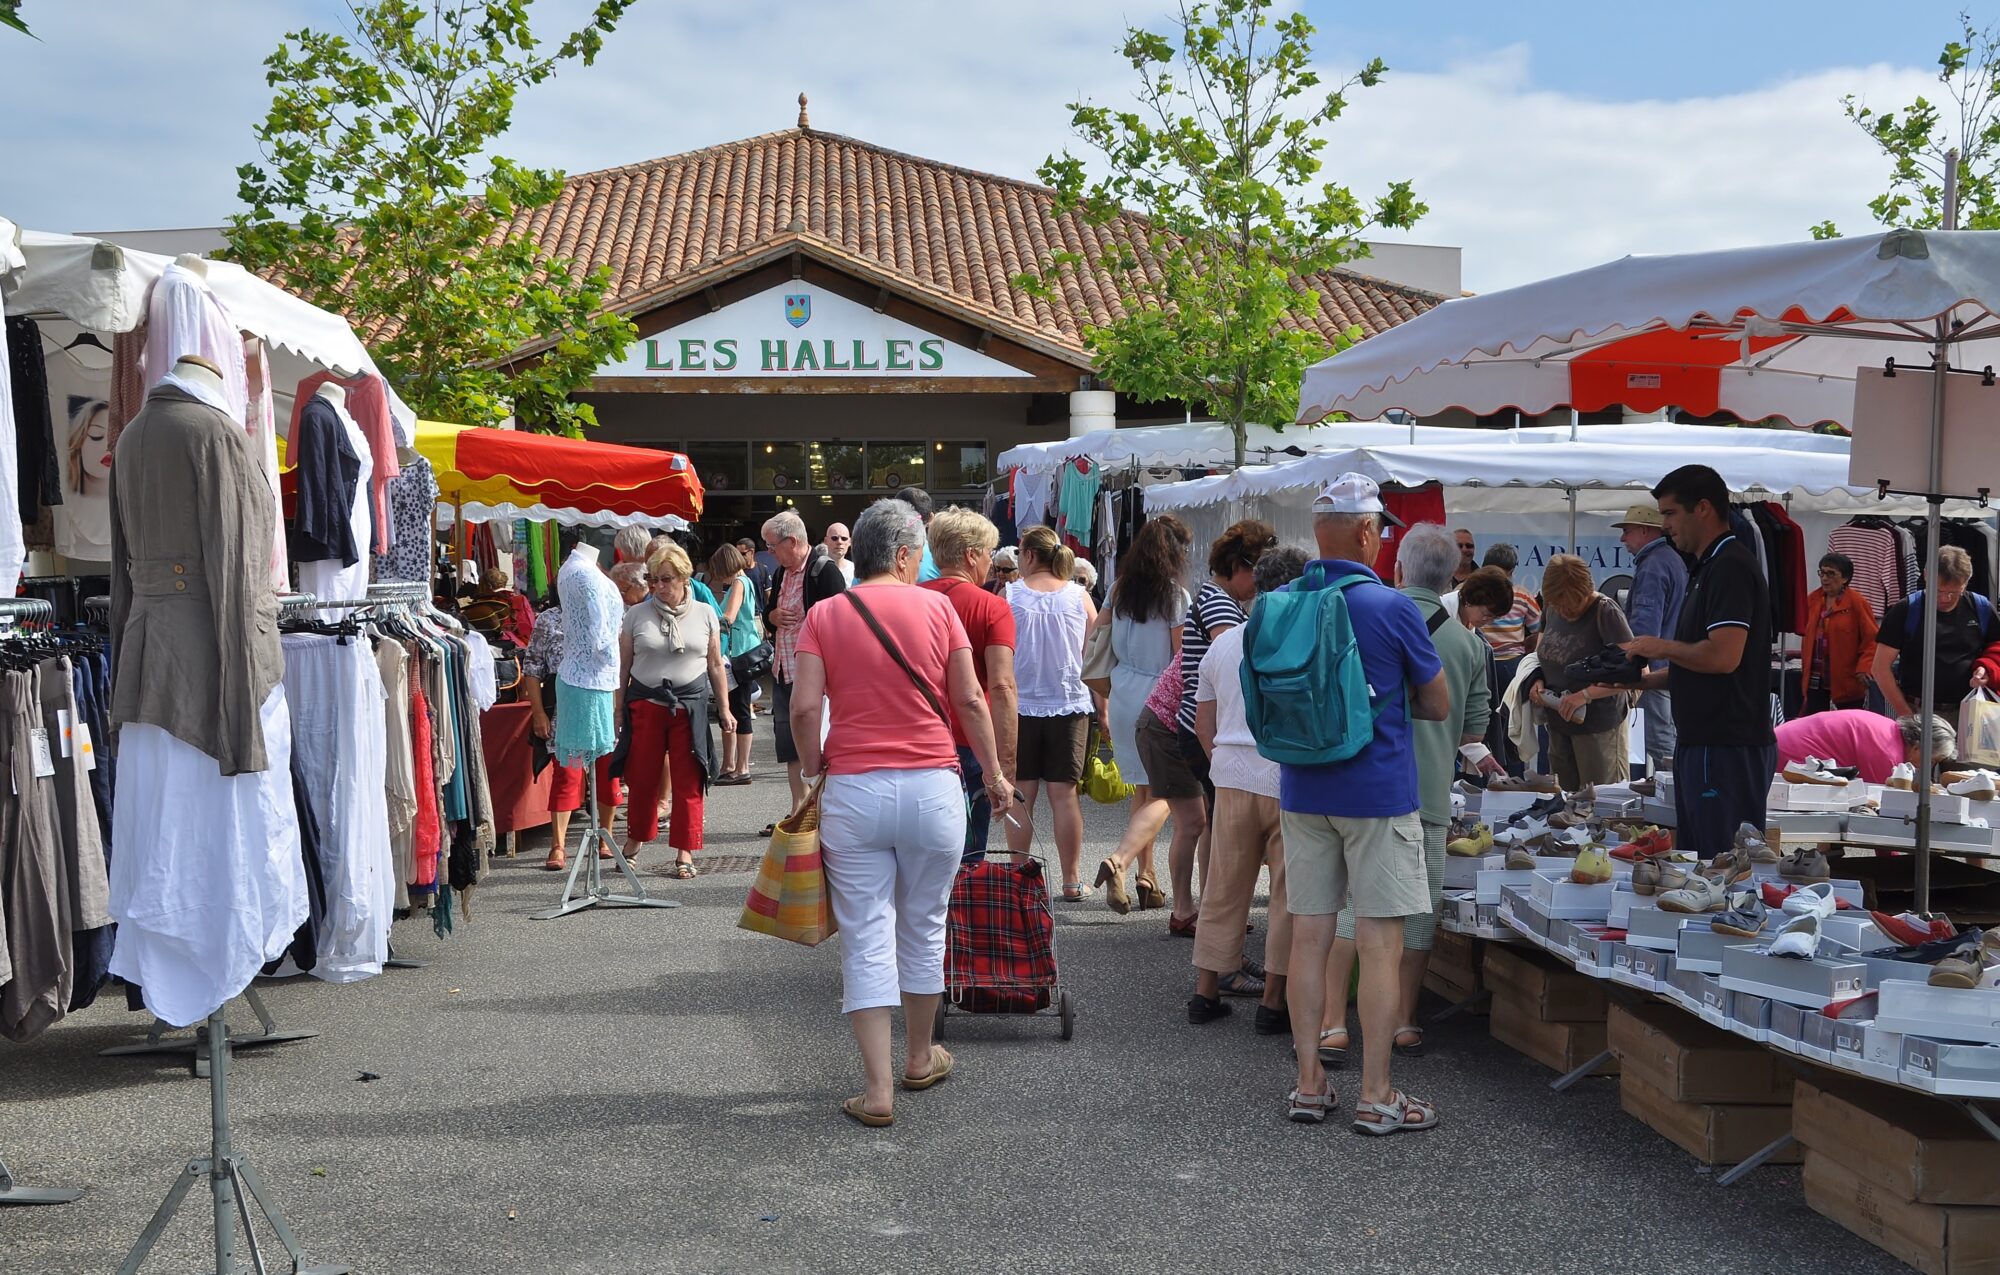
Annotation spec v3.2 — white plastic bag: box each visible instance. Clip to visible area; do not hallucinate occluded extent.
[1958,689,2000,767]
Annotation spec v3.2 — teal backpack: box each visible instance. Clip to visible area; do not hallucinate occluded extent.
[1239,563,1398,766]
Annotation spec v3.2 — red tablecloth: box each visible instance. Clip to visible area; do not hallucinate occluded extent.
[480,701,553,834]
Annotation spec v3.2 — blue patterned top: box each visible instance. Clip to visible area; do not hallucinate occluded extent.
[556,552,623,690]
[371,453,438,583]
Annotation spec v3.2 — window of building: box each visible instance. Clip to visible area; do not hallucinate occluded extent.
[754,442,812,491]
[687,441,747,494]
[811,442,866,492]
[929,442,988,490]
[867,441,926,491]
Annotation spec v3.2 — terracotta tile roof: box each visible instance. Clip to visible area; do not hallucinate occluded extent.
[498,125,1447,364]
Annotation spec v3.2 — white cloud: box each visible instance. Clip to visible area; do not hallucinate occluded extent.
[1330,45,1941,291]
[0,3,1947,299]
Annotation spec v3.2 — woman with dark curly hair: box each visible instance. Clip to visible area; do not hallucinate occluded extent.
[1088,514,1192,913]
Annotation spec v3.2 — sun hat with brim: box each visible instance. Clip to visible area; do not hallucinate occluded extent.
[1610,504,1665,530]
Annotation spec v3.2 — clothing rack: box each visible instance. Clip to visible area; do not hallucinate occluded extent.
[0,598,84,1209]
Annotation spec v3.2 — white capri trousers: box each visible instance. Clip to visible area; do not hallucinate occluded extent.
[819,767,967,1013]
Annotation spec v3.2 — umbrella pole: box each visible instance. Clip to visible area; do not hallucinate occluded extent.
[1915,151,1961,917]
[1566,487,1577,551]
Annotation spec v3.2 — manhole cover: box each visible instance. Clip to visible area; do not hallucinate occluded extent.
[681,854,765,876]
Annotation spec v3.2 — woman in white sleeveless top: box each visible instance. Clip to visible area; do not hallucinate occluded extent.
[1006,526,1097,897]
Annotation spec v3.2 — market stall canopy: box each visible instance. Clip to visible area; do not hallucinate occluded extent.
[1297,229,2000,427]
[1143,435,1868,512]
[414,421,703,528]
[0,219,415,435]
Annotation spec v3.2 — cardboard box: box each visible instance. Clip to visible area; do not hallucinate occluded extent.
[1804,1152,2000,1275]
[1427,928,1482,993]
[1619,1068,1799,1166]
[1607,1001,1794,1104]
[1490,986,1615,1075]
[1793,1075,2000,1207]
[1483,944,1607,1023]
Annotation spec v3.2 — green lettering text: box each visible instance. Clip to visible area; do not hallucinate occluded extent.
[885,339,913,371]
[644,338,672,370]
[822,339,851,371]
[761,339,788,371]
[917,339,944,372]
[713,339,739,372]
[677,339,705,371]
[851,340,880,371]
[793,340,821,371]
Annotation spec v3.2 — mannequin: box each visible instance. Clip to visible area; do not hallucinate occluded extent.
[554,541,623,773]
[107,345,305,1025]
[293,380,373,615]
[172,252,209,278]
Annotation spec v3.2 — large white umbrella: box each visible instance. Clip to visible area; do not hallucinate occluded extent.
[1300,227,2000,909]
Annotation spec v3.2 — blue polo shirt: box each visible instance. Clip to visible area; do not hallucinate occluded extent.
[1276,559,1443,818]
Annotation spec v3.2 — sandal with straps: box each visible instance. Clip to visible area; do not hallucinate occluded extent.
[1352,1090,1439,1136]
[1286,1079,1338,1123]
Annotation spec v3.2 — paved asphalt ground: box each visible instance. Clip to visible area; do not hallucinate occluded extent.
[3,733,1910,1275]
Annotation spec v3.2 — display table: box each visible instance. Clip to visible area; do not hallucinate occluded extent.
[480,701,553,836]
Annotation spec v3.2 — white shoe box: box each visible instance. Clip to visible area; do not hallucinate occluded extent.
[1624,904,1689,952]
[1817,913,1889,953]
[1627,947,1672,988]
[1730,991,1772,1042]
[1719,944,1868,1008]
[1769,779,1866,812]
[1900,1035,2000,1097]
[1676,923,1757,975]
[1877,787,1975,823]
[1875,979,2000,1045]
[1768,999,1807,1052]
[1479,791,1545,822]
[1607,942,1657,992]
[1442,851,1499,890]
[1529,872,1612,920]
[1476,867,1539,905]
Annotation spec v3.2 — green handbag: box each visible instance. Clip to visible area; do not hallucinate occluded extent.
[1079,719,1135,804]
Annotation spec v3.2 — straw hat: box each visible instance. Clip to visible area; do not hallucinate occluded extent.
[1610,504,1664,530]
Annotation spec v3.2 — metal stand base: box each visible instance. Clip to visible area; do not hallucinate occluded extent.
[1715,1132,1798,1186]
[101,989,316,1078]
[531,766,678,920]
[0,1154,81,1206]
[119,1013,348,1275]
[1549,1048,1615,1092]
[1959,1098,2000,1144]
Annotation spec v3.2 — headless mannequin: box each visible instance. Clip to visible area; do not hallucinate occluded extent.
[296,380,372,613]
[315,381,347,411]
[543,545,619,868]
[173,252,210,279]
[173,354,224,399]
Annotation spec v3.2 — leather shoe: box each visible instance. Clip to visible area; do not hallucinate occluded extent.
[1564,644,1644,685]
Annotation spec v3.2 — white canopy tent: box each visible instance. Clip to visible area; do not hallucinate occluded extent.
[1140,432,1982,592]
[0,222,415,436]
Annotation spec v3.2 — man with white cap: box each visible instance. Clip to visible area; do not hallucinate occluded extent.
[1275,473,1450,1135]
[1614,503,1687,773]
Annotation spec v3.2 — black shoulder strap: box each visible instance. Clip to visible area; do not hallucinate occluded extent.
[845,590,951,728]
[1425,605,1450,637]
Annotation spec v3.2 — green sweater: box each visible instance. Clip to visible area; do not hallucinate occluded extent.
[1404,586,1493,827]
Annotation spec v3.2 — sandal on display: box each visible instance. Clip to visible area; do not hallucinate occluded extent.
[841,1097,893,1128]
[1352,1090,1439,1136]
[1928,931,2000,989]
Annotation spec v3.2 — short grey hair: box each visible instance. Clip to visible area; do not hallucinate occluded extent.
[851,498,926,578]
[1254,546,1310,593]
[1897,713,1957,761]
[614,526,653,562]
[762,510,808,546]
[1482,543,1519,572]
[1071,557,1097,589]
[608,561,645,592]
[1397,523,1460,594]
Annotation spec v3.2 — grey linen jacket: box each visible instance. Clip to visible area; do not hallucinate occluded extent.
[110,384,283,776]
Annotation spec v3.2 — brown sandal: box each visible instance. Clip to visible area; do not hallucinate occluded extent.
[902,1045,954,1091]
[840,1096,893,1127]
[1095,858,1130,914]
[1135,876,1168,911]
[543,852,567,872]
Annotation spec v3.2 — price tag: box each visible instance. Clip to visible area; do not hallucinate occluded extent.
[57,709,72,757]
[30,728,55,779]
[75,721,94,772]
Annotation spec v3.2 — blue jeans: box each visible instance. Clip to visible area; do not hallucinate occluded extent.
[956,745,990,862]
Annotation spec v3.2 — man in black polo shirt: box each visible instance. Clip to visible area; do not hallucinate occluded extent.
[1871,544,1996,718]
[1613,464,1775,861]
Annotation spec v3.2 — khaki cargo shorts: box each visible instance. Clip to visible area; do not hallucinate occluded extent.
[1279,809,1430,918]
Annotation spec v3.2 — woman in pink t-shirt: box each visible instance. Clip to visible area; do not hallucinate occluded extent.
[791,498,1016,1128]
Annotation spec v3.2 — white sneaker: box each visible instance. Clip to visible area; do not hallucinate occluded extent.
[1886,762,1917,791]
[1781,881,1839,919]
[1947,771,1998,800]
[1769,911,1822,960]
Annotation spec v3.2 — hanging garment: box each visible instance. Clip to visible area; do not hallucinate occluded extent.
[1,668,72,1042]
[408,674,442,894]
[7,316,62,523]
[282,634,391,984]
[294,394,372,616]
[1377,485,1448,588]
[37,656,110,1011]
[0,270,27,598]
[106,328,147,451]
[556,549,623,691]
[110,383,283,775]
[377,639,418,911]
[462,628,499,711]
[289,371,401,555]
[1012,467,1055,531]
[372,453,438,584]
[142,263,248,423]
[1057,459,1101,545]
[109,687,306,1028]
[241,338,290,590]
[40,349,114,564]
[267,747,325,976]
[1826,521,1901,619]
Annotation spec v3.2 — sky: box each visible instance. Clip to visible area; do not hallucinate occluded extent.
[0,1,1971,293]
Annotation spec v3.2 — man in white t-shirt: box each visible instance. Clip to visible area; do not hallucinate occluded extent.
[822,522,855,584]
[1185,547,1308,1033]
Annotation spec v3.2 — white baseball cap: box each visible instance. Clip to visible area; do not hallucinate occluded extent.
[1311,472,1404,527]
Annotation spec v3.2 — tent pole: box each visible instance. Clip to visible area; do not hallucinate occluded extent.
[1570,406,1579,443]
[1566,487,1577,550]
[1915,151,1960,915]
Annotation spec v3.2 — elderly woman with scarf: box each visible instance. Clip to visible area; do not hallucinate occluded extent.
[614,539,734,878]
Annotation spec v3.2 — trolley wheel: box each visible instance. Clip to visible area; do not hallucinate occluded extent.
[1058,990,1074,1041]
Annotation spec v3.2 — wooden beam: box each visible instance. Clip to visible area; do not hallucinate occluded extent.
[872,287,891,313]
[586,375,1072,395]
[702,285,722,313]
[974,331,993,354]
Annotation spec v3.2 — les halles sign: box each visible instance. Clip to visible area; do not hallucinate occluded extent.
[597,283,1031,379]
